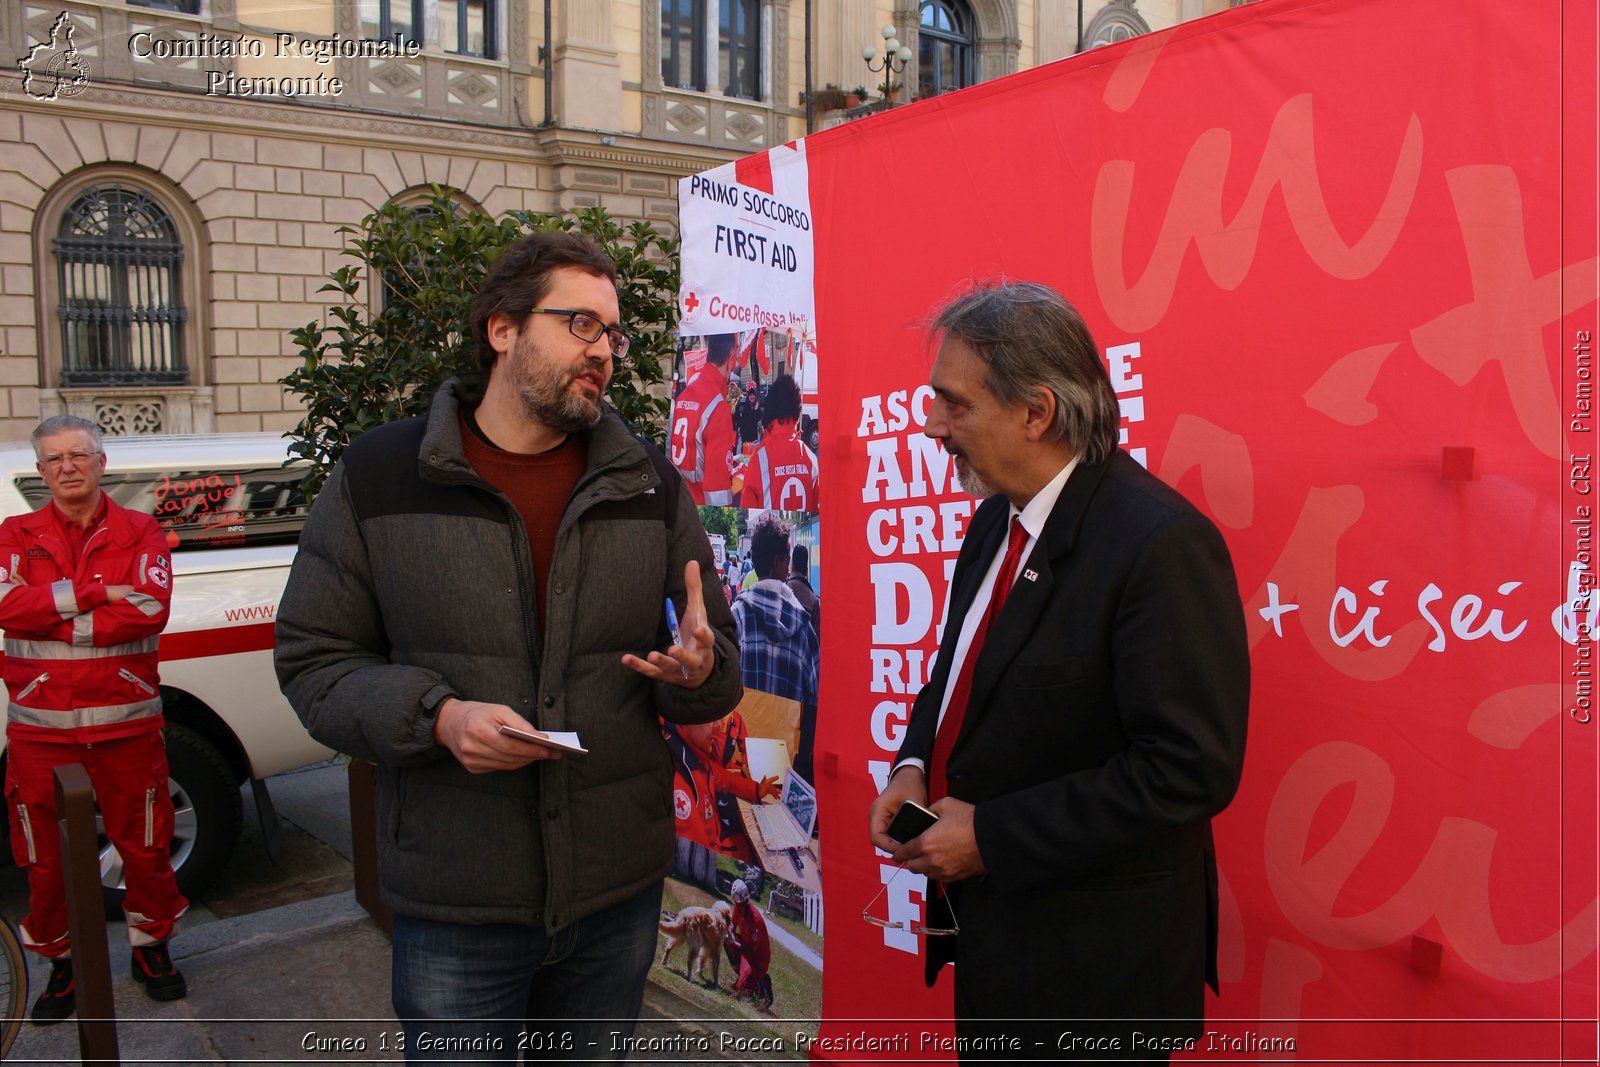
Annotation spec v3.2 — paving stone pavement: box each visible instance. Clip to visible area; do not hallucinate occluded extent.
[1,762,787,1065]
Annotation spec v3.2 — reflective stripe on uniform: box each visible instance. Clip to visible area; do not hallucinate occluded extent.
[756,447,773,509]
[8,696,163,730]
[73,611,94,646]
[52,580,76,617]
[687,392,724,486]
[15,802,37,863]
[126,591,163,617]
[5,634,161,660]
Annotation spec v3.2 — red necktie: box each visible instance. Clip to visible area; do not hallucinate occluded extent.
[929,516,1030,802]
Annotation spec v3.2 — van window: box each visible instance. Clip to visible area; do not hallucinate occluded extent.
[14,465,309,551]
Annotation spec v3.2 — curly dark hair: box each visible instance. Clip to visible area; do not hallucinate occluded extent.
[760,373,801,430]
[747,510,793,580]
[468,233,617,372]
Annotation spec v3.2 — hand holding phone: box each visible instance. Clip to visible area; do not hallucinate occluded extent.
[886,800,939,844]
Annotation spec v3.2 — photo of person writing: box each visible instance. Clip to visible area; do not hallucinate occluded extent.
[665,712,780,863]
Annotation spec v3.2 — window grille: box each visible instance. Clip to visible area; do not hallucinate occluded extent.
[53,186,188,387]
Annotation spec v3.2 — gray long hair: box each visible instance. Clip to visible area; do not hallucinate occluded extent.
[931,281,1121,465]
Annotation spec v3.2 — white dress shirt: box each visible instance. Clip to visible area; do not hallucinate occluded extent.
[900,456,1080,775]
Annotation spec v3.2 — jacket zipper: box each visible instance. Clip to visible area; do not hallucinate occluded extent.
[485,494,542,687]
[81,526,108,559]
[431,464,544,683]
[118,668,157,696]
[429,433,658,709]
[15,672,47,700]
[15,803,37,863]
[144,788,156,847]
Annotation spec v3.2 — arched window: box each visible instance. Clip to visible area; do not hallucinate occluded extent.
[53,185,187,386]
[377,188,482,313]
[919,0,975,99]
[1083,0,1152,50]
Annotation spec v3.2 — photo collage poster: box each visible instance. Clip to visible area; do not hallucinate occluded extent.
[652,144,823,1029]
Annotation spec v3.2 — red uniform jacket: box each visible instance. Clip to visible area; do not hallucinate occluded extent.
[739,423,818,511]
[670,365,735,504]
[0,498,173,743]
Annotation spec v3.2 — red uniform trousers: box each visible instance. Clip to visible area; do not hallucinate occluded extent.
[5,730,188,956]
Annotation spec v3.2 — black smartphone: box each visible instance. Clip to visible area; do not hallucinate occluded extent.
[886,800,939,844]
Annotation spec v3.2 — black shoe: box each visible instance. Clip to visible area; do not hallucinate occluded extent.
[30,958,75,1024]
[131,943,187,1002]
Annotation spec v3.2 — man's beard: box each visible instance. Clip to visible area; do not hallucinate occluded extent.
[952,454,994,498]
[509,334,606,433]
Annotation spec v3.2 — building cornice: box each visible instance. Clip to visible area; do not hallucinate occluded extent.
[532,126,745,177]
[2,71,749,175]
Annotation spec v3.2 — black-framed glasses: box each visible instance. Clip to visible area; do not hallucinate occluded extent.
[861,865,960,936]
[527,308,631,358]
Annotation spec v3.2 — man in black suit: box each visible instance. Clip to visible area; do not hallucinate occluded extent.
[868,282,1250,1061]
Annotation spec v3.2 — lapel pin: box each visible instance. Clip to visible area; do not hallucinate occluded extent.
[1023,569,1039,582]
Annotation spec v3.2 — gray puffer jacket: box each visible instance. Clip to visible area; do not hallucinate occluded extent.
[274,377,742,930]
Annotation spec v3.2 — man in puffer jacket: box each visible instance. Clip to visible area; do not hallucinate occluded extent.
[274,233,742,1061]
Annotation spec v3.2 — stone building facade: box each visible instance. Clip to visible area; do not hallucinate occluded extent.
[0,0,1236,439]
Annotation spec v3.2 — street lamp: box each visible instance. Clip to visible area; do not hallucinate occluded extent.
[862,23,913,106]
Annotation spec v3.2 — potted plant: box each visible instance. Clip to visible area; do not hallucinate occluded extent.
[811,84,846,111]
[844,86,866,108]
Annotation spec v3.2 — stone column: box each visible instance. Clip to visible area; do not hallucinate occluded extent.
[554,0,621,130]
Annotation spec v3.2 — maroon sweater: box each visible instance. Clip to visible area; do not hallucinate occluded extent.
[459,413,586,633]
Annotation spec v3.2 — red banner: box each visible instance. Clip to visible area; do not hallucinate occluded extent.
[805,0,1598,1061]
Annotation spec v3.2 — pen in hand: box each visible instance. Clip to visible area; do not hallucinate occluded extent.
[665,597,682,646]
[664,598,688,677]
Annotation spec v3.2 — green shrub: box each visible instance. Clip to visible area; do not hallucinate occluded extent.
[283,187,678,496]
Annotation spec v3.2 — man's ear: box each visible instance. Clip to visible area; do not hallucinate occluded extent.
[1022,386,1058,443]
[486,311,519,356]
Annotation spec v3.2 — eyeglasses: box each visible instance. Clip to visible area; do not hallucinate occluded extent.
[527,308,631,358]
[861,865,960,936]
[38,449,102,470]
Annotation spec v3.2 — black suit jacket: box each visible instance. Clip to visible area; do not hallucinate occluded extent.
[897,451,1250,1029]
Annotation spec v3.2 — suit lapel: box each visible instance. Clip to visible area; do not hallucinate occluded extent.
[937,497,1008,661]
[955,457,1115,746]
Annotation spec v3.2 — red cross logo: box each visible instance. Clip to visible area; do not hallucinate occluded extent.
[682,291,700,314]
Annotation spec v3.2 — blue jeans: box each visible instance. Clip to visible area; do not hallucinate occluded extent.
[392,882,663,1063]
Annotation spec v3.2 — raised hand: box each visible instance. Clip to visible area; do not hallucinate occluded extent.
[621,560,716,689]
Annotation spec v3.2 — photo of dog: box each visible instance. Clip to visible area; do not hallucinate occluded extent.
[658,899,733,986]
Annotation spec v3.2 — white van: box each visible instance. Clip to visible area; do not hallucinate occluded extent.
[0,433,333,911]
